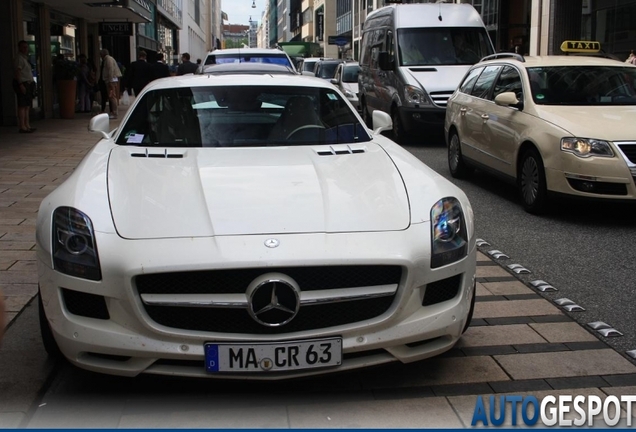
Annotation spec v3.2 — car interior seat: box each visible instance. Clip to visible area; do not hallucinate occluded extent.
[268,96,323,141]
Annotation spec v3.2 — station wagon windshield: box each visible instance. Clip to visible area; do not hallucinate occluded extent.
[526,66,636,105]
[397,27,493,66]
[116,86,371,147]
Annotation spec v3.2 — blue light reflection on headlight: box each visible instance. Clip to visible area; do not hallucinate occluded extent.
[431,198,468,268]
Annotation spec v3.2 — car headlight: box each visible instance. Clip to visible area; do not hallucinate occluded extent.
[52,207,101,280]
[560,138,614,158]
[431,198,468,269]
[404,85,430,105]
[344,89,356,99]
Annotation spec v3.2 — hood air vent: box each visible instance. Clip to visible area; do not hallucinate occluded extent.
[130,149,185,159]
[317,145,366,156]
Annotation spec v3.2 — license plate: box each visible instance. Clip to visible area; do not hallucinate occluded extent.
[204,338,342,373]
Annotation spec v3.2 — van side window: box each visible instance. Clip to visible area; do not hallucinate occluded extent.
[370,29,386,69]
[459,67,484,94]
[470,65,501,99]
[386,30,395,59]
[360,32,371,66]
[492,66,523,102]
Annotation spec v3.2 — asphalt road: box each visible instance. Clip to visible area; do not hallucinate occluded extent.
[402,131,636,356]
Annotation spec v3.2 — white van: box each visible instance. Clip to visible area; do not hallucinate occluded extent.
[358,3,494,143]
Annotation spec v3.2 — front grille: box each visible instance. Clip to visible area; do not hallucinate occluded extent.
[136,265,402,295]
[618,144,636,163]
[422,275,462,306]
[566,178,628,196]
[429,91,454,107]
[144,296,395,334]
[62,288,110,320]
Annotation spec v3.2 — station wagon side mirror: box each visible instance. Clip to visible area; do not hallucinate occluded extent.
[378,51,394,71]
[494,92,524,110]
[88,113,111,139]
[372,110,393,134]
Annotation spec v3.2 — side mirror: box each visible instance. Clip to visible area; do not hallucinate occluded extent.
[88,113,111,139]
[494,92,523,110]
[372,110,392,134]
[330,78,338,85]
[378,51,394,71]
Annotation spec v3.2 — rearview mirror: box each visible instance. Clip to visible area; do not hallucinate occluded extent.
[378,52,394,71]
[494,92,523,110]
[330,78,338,85]
[88,113,110,139]
[372,110,392,134]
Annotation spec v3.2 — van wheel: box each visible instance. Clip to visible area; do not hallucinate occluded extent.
[38,290,63,360]
[391,108,407,144]
[518,148,548,214]
[448,131,473,178]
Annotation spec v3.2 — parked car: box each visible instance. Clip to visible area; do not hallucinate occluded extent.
[312,59,344,80]
[297,57,333,76]
[37,72,476,379]
[358,3,494,143]
[331,61,361,110]
[202,48,296,73]
[200,63,298,76]
[444,43,636,214]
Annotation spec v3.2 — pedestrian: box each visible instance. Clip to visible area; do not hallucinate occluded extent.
[124,50,153,96]
[76,54,92,113]
[98,49,122,119]
[177,52,198,75]
[152,52,170,81]
[13,40,36,133]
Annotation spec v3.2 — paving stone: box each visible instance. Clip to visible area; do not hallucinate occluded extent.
[481,281,533,295]
[3,296,34,312]
[475,295,507,302]
[288,397,463,428]
[0,242,35,250]
[460,346,517,357]
[530,322,599,343]
[599,386,636,422]
[476,252,491,262]
[513,343,568,353]
[485,317,534,326]
[531,315,572,323]
[468,318,488,327]
[0,251,37,262]
[372,386,434,400]
[0,262,15,271]
[546,376,610,390]
[0,271,38,284]
[475,282,492,296]
[8,261,37,272]
[601,374,636,387]
[0,284,38,296]
[564,341,608,351]
[431,383,493,397]
[495,349,636,380]
[489,379,551,393]
[476,266,512,278]
[504,294,541,301]
[474,300,562,319]
[458,324,546,347]
[3,312,17,326]
[0,412,25,428]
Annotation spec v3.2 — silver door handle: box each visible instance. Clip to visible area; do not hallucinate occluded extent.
[460,108,467,115]
[481,114,489,120]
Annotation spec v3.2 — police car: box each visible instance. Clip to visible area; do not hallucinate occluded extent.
[444,41,636,213]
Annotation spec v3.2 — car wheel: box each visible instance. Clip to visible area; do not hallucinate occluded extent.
[448,131,473,178]
[38,290,63,359]
[391,108,407,144]
[462,280,476,334]
[518,148,548,214]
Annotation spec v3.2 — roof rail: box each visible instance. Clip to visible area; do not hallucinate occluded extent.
[480,53,526,63]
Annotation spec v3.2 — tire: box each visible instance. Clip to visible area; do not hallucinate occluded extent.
[448,131,473,178]
[391,107,407,144]
[518,147,548,214]
[462,280,476,334]
[38,291,63,360]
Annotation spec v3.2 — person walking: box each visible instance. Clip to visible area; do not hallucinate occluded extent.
[124,50,153,96]
[76,54,92,113]
[98,49,122,119]
[177,52,198,75]
[152,52,170,81]
[13,40,36,133]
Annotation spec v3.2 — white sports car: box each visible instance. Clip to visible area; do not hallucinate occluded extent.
[36,73,476,379]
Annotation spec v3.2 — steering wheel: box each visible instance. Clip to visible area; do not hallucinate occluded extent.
[286,125,326,140]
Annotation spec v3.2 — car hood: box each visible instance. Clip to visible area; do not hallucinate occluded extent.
[342,82,359,94]
[404,66,470,93]
[534,105,636,140]
[108,144,410,239]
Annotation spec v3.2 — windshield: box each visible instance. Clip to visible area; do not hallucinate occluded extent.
[397,27,493,66]
[205,54,292,67]
[526,66,636,105]
[317,63,341,79]
[342,65,360,83]
[116,85,371,147]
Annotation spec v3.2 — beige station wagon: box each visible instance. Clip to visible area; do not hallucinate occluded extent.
[444,50,636,213]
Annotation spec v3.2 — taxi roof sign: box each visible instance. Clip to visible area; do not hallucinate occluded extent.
[560,40,601,53]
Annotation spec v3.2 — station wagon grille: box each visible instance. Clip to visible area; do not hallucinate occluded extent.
[136,265,402,334]
[617,144,636,164]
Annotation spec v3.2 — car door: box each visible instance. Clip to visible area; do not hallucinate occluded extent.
[483,65,526,177]
[460,65,502,166]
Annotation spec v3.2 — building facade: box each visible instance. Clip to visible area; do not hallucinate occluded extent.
[179,0,208,64]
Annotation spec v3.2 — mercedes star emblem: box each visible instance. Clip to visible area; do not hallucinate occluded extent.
[247,278,300,327]
[264,238,280,248]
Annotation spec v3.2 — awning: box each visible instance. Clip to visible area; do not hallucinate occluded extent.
[279,42,321,58]
[39,0,152,23]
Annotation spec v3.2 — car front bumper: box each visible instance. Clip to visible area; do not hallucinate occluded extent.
[38,224,476,379]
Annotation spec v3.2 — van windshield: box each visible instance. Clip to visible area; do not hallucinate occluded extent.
[397,27,493,66]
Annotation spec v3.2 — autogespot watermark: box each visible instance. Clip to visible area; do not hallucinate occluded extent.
[471,394,636,427]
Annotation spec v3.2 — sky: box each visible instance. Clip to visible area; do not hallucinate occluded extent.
[221,0,267,26]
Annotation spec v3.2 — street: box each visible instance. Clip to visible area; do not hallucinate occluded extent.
[1,121,636,428]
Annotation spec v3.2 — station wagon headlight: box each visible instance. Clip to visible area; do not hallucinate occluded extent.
[561,138,614,158]
[404,85,430,105]
[52,207,101,281]
[431,198,468,269]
